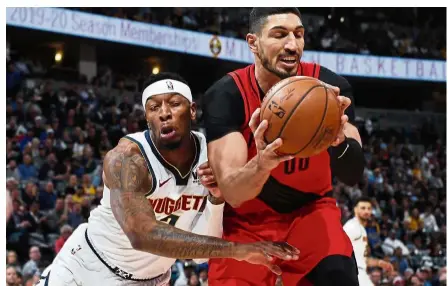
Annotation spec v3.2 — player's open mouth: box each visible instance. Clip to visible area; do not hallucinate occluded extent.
[279,57,298,68]
[160,126,176,139]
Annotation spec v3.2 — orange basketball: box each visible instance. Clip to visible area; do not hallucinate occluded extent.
[260,76,341,158]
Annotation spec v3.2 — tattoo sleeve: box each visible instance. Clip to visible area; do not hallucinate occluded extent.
[105,146,237,259]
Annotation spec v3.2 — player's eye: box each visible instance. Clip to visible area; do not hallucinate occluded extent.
[149,105,160,111]
[295,31,304,39]
[274,33,286,39]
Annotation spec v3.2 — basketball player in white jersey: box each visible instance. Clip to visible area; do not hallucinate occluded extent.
[37,72,299,286]
[343,197,393,286]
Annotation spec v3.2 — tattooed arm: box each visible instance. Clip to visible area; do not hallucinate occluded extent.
[104,139,299,273]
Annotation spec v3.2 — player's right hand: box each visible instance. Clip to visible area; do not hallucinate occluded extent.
[233,241,300,275]
[249,108,294,171]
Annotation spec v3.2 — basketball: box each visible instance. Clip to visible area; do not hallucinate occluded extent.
[260,76,342,158]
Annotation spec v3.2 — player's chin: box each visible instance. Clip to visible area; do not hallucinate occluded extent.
[276,64,298,77]
[160,137,182,150]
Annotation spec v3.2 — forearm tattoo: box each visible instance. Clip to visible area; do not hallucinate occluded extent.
[105,145,236,259]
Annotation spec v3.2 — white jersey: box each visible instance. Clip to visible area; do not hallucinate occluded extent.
[343,217,368,270]
[87,130,209,280]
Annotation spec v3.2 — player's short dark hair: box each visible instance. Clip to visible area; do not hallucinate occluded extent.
[249,8,302,34]
[354,196,372,207]
[142,72,189,92]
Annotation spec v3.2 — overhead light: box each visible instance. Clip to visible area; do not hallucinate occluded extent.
[55,51,63,62]
[152,66,160,75]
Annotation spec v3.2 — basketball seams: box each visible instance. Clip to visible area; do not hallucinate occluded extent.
[292,86,329,156]
[274,84,323,144]
[260,77,315,123]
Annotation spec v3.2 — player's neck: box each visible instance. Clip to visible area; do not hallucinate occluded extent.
[156,133,196,174]
[356,216,367,227]
[254,61,281,94]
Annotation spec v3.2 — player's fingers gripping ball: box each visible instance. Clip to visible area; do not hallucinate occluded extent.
[260,76,342,158]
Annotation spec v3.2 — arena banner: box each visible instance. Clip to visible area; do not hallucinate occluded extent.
[6,7,446,82]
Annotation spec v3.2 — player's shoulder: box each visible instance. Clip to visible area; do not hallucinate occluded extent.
[204,73,241,99]
[192,130,207,146]
[343,217,359,229]
[317,65,351,90]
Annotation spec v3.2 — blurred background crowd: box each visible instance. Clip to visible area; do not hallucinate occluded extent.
[6,7,447,286]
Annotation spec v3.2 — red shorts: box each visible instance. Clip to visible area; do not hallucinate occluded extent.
[208,197,353,286]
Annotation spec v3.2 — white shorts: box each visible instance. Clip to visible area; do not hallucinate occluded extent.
[36,223,171,286]
[358,268,374,286]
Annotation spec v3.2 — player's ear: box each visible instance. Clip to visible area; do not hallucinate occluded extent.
[246,33,258,54]
[190,102,197,121]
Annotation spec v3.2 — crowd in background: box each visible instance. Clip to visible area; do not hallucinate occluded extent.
[73,7,447,60]
[6,8,447,286]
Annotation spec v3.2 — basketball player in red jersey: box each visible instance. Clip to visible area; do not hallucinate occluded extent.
[202,8,364,286]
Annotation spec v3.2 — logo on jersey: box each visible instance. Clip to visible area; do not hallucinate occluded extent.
[191,170,201,184]
[166,81,174,90]
[149,195,207,216]
[268,100,286,118]
[70,245,82,255]
[159,177,172,188]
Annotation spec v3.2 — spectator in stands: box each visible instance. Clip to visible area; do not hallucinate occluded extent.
[408,208,425,232]
[81,174,96,196]
[18,154,38,181]
[38,181,57,211]
[91,185,103,206]
[54,224,73,254]
[33,145,47,171]
[7,250,22,273]
[45,198,68,234]
[65,174,78,195]
[22,246,41,280]
[82,145,97,174]
[7,160,20,181]
[67,202,84,229]
[421,204,440,233]
[38,153,64,182]
[72,185,85,204]
[21,182,37,207]
[369,268,383,285]
[391,247,410,275]
[188,273,200,286]
[199,268,208,286]
[6,265,19,286]
[382,230,410,256]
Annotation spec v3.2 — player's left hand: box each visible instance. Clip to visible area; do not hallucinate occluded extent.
[322,84,351,147]
[197,162,223,200]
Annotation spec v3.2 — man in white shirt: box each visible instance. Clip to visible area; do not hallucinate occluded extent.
[420,204,440,233]
[381,230,410,256]
[344,197,393,286]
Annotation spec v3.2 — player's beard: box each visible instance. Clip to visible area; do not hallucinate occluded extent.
[358,215,370,225]
[258,45,297,80]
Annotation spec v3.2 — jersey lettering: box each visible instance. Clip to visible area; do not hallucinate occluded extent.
[284,158,310,174]
[160,214,180,226]
[149,195,206,215]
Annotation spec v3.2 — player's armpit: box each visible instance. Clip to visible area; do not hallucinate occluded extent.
[207,132,269,207]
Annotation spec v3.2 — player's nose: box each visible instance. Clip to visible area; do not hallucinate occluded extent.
[284,32,299,52]
[159,103,172,121]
